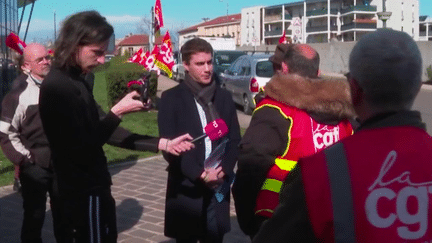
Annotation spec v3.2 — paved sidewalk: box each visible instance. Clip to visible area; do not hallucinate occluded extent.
[0,155,251,243]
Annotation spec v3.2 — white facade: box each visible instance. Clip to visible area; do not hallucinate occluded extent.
[243,0,421,44]
[374,0,419,40]
[241,6,263,46]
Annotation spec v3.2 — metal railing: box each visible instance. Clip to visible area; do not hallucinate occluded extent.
[306,8,338,17]
[340,5,377,14]
[341,22,377,31]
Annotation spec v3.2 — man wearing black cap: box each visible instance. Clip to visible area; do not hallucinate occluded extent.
[232,43,356,239]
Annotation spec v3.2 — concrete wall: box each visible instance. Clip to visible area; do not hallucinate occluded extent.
[238,40,432,81]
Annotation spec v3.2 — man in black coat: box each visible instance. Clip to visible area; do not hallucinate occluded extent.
[158,38,241,243]
[39,11,194,243]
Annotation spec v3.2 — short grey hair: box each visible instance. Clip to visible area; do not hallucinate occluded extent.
[349,28,422,110]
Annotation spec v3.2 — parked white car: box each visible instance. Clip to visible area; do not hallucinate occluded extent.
[220,54,274,115]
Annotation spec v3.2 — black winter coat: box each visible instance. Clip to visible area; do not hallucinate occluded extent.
[158,81,241,239]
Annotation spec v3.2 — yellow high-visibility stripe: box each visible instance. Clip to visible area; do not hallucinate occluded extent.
[275,158,297,171]
[262,178,283,193]
[253,103,293,157]
[255,209,274,214]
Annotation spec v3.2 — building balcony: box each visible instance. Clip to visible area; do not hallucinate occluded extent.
[306,25,337,33]
[341,22,377,31]
[264,14,282,22]
[420,31,432,37]
[306,8,338,17]
[284,14,292,20]
[264,29,283,36]
[340,5,377,14]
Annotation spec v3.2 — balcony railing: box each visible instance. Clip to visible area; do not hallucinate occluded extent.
[306,8,338,17]
[306,25,337,32]
[284,14,292,20]
[264,29,283,36]
[264,14,282,22]
[420,31,432,37]
[341,22,377,31]
[340,5,377,14]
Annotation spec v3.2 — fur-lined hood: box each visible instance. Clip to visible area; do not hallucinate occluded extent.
[265,73,356,124]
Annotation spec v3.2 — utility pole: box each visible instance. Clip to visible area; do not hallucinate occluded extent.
[219,0,229,36]
[54,10,56,42]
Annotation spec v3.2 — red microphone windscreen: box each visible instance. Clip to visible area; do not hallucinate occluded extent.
[6,33,26,55]
[205,118,228,141]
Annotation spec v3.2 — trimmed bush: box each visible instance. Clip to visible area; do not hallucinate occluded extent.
[427,65,432,83]
[105,56,158,107]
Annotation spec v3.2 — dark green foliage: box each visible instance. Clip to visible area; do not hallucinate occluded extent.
[427,65,432,82]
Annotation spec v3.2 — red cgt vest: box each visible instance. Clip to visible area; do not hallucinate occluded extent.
[301,126,432,242]
[254,98,353,217]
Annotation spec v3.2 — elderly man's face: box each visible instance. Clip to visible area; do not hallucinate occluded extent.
[23,44,51,80]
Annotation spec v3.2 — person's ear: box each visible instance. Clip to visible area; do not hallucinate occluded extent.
[348,78,363,106]
[281,62,289,74]
[317,69,321,77]
[22,61,31,73]
[183,61,189,72]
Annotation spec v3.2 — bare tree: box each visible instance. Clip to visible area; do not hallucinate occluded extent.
[137,15,152,35]
[137,15,186,51]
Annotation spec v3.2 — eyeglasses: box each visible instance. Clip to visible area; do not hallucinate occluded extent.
[32,55,52,64]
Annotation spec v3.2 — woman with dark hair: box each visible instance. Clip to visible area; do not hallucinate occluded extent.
[39,11,194,243]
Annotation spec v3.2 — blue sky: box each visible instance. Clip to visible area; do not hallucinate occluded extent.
[20,0,432,44]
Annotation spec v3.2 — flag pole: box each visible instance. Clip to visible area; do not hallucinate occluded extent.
[150,6,154,52]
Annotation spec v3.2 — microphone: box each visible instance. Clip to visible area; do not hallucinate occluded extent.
[6,32,26,55]
[192,119,228,143]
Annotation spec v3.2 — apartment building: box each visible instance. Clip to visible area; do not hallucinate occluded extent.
[254,0,420,45]
[241,6,264,46]
[419,15,432,41]
[178,13,241,48]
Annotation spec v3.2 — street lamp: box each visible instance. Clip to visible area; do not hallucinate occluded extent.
[377,0,392,28]
[219,0,229,36]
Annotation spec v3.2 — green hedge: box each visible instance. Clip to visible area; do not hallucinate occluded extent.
[105,56,158,107]
[427,65,432,82]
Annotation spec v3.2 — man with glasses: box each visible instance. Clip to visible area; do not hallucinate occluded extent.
[0,43,58,243]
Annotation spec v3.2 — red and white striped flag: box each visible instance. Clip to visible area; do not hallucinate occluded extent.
[154,0,164,38]
[155,31,174,78]
[141,46,161,75]
[279,30,287,44]
[128,48,144,63]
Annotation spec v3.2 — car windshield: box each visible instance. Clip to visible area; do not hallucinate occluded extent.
[255,60,274,78]
[214,52,245,71]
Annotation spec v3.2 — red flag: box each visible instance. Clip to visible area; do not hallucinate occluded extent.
[128,48,144,63]
[154,0,164,38]
[279,30,287,44]
[155,31,174,78]
[6,32,26,55]
[141,45,161,75]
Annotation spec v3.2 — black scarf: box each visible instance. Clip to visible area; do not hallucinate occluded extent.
[183,73,220,122]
